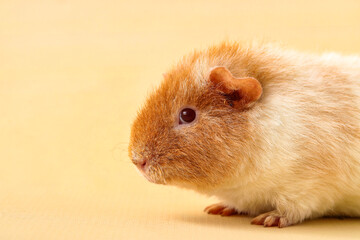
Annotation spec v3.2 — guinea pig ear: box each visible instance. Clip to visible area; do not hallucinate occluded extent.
[209,66,262,108]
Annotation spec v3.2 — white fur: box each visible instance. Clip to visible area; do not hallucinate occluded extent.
[201,48,360,226]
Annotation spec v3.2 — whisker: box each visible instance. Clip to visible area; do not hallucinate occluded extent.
[159,167,167,184]
[111,144,133,163]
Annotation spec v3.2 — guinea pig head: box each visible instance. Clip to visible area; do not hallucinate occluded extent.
[129,64,262,190]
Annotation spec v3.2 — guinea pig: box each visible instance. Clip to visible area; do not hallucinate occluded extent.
[128,41,360,227]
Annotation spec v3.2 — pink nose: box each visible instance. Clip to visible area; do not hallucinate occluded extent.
[136,158,147,171]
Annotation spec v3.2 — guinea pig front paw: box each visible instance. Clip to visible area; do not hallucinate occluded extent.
[251,210,290,228]
[204,203,247,216]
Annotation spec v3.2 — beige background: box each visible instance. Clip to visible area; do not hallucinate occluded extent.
[1,0,360,239]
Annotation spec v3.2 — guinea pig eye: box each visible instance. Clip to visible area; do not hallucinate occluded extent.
[179,108,196,124]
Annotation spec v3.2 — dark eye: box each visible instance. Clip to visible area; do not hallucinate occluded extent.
[179,108,196,124]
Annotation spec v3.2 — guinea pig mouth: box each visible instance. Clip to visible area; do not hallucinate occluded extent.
[138,169,155,183]
[135,163,167,185]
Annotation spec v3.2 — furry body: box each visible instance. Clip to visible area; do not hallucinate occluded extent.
[129,42,360,227]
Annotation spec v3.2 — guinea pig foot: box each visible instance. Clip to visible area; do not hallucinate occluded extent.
[204,203,244,216]
[251,210,290,228]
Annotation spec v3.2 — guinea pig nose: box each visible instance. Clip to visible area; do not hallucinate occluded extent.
[137,158,147,171]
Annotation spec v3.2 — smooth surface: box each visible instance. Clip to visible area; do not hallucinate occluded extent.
[1,0,360,239]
